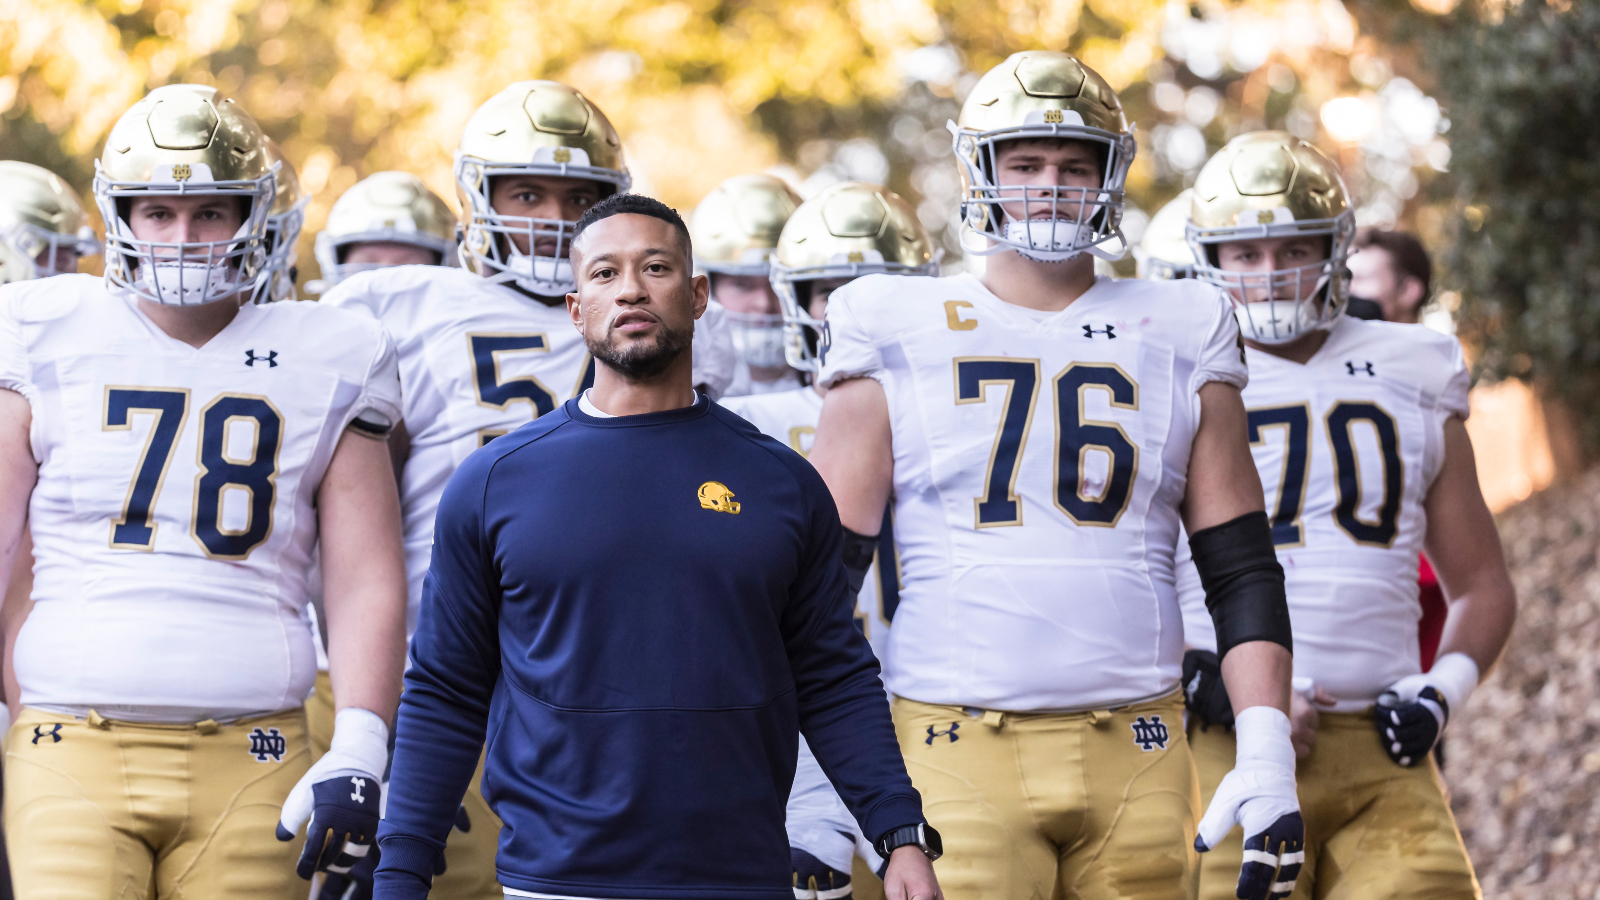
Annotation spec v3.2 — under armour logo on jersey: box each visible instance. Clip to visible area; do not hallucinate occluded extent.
[248,727,287,762]
[350,777,367,803]
[1083,324,1117,339]
[1345,360,1376,377]
[925,722,960,745]
[32,724,62,744]
[1131,715,1169,751]
[245,349,279,368]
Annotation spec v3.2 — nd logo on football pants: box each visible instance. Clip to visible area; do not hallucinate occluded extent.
[1189,711,1481,900]
[895,692,1200,900]
[307,672,505,900]
[4,706,310,900]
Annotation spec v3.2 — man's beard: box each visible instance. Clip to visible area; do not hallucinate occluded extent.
[588,319,692,380]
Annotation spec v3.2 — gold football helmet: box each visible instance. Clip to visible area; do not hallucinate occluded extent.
[697,481,741,515]
[689,174,803,369]
[0,161,100,285]
[771,182,938,372]
[951,51,1136,263]
[1187,131,1354,344]
[95,84,277,306]
[1136,190,1195,281]
[311,171,457,292]
[253,139,307,303]
[454,81,629,297]
[689,174,803,276]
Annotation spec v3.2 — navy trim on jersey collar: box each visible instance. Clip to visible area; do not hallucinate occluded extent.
[563,392,711,428]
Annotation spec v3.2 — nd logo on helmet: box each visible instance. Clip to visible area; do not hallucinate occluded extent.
[698,481,741,514]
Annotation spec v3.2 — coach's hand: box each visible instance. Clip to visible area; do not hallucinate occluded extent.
[277,708,389,880]
[1195,707,1303,900]
[883,846,942,900]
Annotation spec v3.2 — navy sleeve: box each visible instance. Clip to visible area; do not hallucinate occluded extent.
[374,452,506,899]
[779,459,925,844]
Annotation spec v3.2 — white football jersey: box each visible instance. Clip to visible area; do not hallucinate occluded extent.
[322,266,590,628]
[720,386,897,663]
[723,384,895,874]
[1177,317,1470,711]
[323,265,735,629]
[0,274,400,720]
[819,272,1247,711]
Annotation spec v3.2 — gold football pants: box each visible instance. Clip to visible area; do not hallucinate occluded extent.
[306,672,505,900]
[3,706,310,900]
[895,693,1200,900]
[1189,712,1480,900]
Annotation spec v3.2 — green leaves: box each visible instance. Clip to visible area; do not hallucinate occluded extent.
[1430,0,1600,455]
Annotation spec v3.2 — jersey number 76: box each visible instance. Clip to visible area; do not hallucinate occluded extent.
[955,358,1138,529]
[104,387,282,560]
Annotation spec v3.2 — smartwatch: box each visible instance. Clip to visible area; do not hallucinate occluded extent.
[874,822,942,861]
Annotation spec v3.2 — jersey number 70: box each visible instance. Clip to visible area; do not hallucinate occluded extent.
[1248,402,1403,548]
[104,387,282,560]
[955,358,1138,529]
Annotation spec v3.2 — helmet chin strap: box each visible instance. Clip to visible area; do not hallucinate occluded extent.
[503,250,573,296]
[959,218,1129,263]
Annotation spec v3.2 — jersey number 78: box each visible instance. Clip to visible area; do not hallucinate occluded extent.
[104,387,282,560]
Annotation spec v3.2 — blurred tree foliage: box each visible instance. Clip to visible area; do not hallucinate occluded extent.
[1424,0,1600,457]
[0,0,1439,283]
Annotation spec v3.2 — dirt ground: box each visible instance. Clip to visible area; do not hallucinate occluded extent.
[1448,468,1600,898]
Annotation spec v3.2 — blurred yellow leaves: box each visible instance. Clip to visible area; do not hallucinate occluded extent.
[1,0,1404,282]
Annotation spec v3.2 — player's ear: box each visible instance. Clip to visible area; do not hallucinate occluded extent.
[691,273,709,320]
[1399,275,1427,318]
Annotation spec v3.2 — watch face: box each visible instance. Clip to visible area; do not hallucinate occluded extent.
[921,824,943,859]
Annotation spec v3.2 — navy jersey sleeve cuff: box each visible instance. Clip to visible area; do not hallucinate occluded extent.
[372,835,438,900]
[861,795,928,844]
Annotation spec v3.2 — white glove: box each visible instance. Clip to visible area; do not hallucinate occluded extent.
[276,708,389,879]
[1196,706,1304,900]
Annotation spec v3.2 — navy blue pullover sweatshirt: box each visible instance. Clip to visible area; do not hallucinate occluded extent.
[373,395,924,899]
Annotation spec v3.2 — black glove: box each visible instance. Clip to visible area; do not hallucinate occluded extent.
[1237,811,1305,900]
[791,847,852,900]
[315,844,378,900]
[1183,649,1235,730]
[1374,685,1449,767]
[454,803,472,833]
[276,775,383,880]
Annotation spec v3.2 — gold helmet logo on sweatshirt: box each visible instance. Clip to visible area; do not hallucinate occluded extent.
[698,481,741,514]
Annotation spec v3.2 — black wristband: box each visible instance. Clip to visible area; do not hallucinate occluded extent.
[1188,511,1292,658]
[841,527,877,596]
